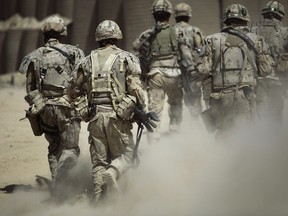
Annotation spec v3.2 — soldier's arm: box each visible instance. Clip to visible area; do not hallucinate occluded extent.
[68,64,88,99]
[125,54,146,109]
[196,40,214,78]
[25,63,37,94]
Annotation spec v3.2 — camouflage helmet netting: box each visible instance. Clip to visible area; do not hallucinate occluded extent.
[262,1,285,19]
[174,3,192,17]
[223,3,250,24]
[95,20,123,42]
[151,0,173,14]
[42,16,67,36]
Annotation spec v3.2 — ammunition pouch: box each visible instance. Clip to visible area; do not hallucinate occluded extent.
[276,53,288,74]
[115,95,136,120]
[24,89,46,115]
[74,96,89,122]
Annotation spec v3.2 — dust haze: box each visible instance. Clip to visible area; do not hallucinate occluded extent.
[1,86,288,216]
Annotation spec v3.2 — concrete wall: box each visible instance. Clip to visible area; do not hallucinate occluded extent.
[0,0,287,74]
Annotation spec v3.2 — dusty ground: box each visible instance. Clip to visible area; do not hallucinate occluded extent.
[1,74,288,216]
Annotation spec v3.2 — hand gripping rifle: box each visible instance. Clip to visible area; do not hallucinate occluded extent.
[131,106,160,167]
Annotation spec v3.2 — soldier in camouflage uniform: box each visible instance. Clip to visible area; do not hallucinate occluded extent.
[18,16,85,199]
[174,2,205,119]
[69,20,147,202]
[251,1,288,123]
[197,4,274,135]
[133,0,192,143]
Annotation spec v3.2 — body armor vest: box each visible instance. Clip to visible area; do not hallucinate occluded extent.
[39,46,72,97]
[150,25,179,68]
[253,21,288,75]
[88,48,126,107]
[212,33,257,88]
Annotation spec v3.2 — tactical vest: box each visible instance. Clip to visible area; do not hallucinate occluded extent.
[38,46,73,97]
[253,21,288,75]
[88,48,127,109]
[212,33,257,88]
[150,25,179,68]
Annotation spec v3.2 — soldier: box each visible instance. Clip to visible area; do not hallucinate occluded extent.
[133,0,192,143]
[251,1,288,123]
[174,2,205,119]
[197,3,274,136]
[18,16,85,200]
[69,20,156,203]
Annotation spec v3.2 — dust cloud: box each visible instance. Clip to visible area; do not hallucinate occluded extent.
[1,106,288,216]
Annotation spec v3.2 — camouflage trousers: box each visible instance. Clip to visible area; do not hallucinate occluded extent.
[209,87,255,136]
[39,105,81,186]
[256,78,285,123]
[147,73,183,140]
[88,111,134,201]
[183,80,202,119]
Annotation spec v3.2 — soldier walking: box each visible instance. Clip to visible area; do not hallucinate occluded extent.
[19,16,85,200]
[197,3,274,136]
[251,1,288,124]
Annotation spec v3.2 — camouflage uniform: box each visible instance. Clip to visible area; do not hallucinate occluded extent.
[18,16,85,195]
[174,2,205,118]
[133,0,190,142]
[197,4,274,135]
[70,20,146,202]
[251,1,288,123]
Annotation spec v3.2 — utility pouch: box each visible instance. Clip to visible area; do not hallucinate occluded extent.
[276,53,288,74]
[74,96,89,122]
[115,95,136,120]
[24,90,46,115]
[25,111,43,136]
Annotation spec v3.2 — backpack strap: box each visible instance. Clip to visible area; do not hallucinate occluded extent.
[90,51,125,109]
[49,46,75,65]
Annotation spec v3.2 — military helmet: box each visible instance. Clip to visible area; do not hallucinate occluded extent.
[174,3,192,17]
[261,1,285,19]
[41,16,67,36]
[95,20,123,42]
[223,3,250,24]
[151,0,173,14]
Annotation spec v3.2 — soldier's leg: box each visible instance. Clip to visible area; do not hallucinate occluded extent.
[147,73,165,143]
[88,114,109,202]
[184,80,202,119]
[40,105,60,182]
[54,107,81,186]
[165,76,183,132]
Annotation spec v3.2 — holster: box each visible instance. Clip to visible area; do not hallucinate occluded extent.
[26,111,43,136]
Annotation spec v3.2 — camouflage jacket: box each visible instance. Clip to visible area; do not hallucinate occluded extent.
[71,45,146,109]
[251,18,288,76]
[197,26,274,89]
[19,38,85,107]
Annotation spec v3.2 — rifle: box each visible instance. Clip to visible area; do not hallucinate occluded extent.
[132,106,160,167]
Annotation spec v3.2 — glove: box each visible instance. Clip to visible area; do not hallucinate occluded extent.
[134,107,160,132]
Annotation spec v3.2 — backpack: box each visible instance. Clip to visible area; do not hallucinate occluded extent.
[212,33,257,88]
[39,46,73,97]
[252,22,288,74]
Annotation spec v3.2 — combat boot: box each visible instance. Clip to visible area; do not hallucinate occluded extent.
[102,167,120,195]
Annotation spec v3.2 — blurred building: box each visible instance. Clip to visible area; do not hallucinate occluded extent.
[0,0,287,74]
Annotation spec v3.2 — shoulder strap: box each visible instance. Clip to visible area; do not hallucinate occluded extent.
[222,28,258,55]
[49,46,75,65]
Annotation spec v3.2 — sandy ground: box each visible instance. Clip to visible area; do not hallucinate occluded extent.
[1,78,288,216]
